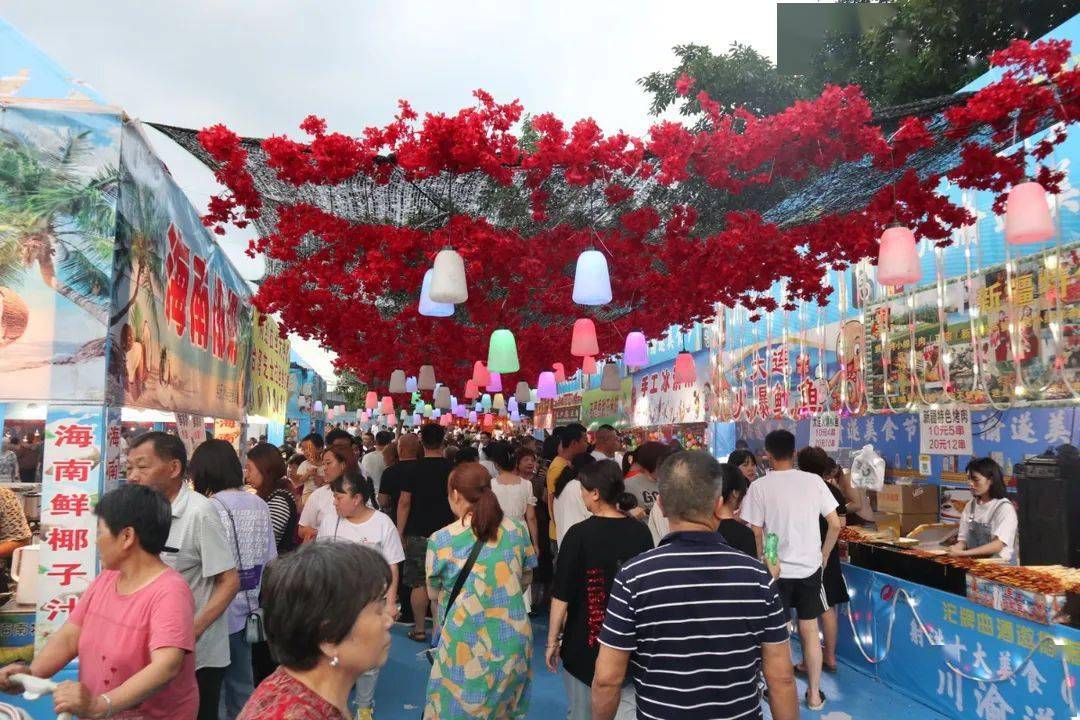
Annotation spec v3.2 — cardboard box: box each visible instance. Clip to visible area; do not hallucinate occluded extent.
[878,511,939,536]
[876,483,939,514]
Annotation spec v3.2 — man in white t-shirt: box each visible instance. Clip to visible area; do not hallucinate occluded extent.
[360,431,393,494]
[590,424,624,468]
[741,429,840,712]
[296,432,325,504]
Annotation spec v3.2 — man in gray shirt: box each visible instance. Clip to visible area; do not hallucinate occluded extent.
[127,432,239,720]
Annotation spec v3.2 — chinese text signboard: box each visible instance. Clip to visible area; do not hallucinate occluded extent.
[839,563,1079,720]
[37,406,104,648]
[920,406,973,455]
[809,413,841,451]
[249,311,290,423]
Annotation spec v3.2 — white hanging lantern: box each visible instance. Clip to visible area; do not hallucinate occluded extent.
[429,248,468,304]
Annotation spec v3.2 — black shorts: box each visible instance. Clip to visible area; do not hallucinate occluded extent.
[778,568,828,620]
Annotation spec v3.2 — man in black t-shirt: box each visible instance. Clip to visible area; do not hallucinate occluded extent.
[396,423,455,641]
[378,433,419,525]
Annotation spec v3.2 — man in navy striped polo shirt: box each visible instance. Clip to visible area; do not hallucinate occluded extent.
[592,451,798,720]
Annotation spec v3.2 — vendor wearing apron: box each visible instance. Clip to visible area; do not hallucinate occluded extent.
[949,457,1018,564]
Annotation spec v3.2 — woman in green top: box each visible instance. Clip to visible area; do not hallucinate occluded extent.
[425,462,537,719]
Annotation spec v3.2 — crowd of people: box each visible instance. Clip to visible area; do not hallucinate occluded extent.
[0,418,1018,720]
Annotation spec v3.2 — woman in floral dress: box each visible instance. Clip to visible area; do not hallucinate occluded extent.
[425,462,537,719]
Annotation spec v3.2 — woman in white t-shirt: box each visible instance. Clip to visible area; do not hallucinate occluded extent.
[317,468,403,716]
[950,457,1019,564]
[486,442,539,556]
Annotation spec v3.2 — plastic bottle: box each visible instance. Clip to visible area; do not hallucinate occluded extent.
[764,532,779,566]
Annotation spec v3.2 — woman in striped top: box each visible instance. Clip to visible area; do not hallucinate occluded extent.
[246,444,300,555]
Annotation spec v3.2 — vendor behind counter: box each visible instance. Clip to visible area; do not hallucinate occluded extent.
[948,457,1018,564]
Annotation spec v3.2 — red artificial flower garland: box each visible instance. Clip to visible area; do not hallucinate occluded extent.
[197,38,1079,392]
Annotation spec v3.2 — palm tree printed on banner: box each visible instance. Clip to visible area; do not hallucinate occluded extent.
[0,127,117,345]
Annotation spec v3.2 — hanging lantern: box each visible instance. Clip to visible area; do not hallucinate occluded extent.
[514,381,531,404]
[487,329,520,373]
[455,405,467,418]
[530,388,539,403]
[360,411,370,422]
[440,413,453,426]
[389,370,407,393]
[553,362,567,383]
[493,393,506,411]
[418,365,437,391]
[537,371,558,399]
[365,391,378,410]
[386,414,397,427]
[481,393,493,411]
[1004,180,1055,245]
[572,249,612,305]
[464,379,480,401]
[508,397,519,413]
[429,248,468,304]
[434,386,452,409]
[486,372,503,393]
[673,351,697,384]
[423,405,433,418]
[582,356,597,375]
[571,318,599,357]
[313,400,324,412]
[526,401,536,411]
[405,376,418,393]
[482,413,495,429]
[601,363,621,391]
[510,409,521,422]
[412,413,422,426]
[400,409,409,421]
[472,361,491,387]
[380,396,394,414]
[624,331,648,367]
[876,224,921,287]
[469,410,478,423]
[418,268,454,317]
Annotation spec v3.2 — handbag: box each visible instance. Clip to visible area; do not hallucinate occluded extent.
[214,498,268,644]
[424,537,484,666]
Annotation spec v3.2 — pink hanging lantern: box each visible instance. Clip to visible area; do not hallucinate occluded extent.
[464,379,480,400]
[624,331,648,367]
[552,362,566,383]
[673,351,697,384]
[380,396,394,414]
[876,224,921,287]
[364,391,378,410]
[482,413,495,429]
[472,361,491,387]
[486,372,503,392]
[582,355,597,375]
[386,413,397,427]
[537,371,558,399]
[440,413,453,427]
[571,318,599,357]
[1004,180,1055,245]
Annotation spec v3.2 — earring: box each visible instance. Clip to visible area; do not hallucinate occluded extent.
[329,655,340,668]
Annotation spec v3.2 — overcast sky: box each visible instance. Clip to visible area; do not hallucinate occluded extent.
[0,0,780,381]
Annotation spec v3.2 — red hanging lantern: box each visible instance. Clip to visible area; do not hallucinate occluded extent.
[876,224,921,287]
[570,318,599,357]
[464,379,480,400]
[673,351,697,384]
[472,361,491,387]
[1004,180,1055,245]
[552,362,566,383]
[582,356,597,375]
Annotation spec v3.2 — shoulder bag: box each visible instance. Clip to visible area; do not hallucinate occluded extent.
[424,536,484,665]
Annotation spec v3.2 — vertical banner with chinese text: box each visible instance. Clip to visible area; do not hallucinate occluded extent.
[37,406,105,648]
[249,311,289,423]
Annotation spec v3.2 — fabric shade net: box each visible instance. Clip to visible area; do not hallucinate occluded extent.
[418,365,437,391]
[570,318,599,357]
[600,363,621,391]
[624,331,648,367]
[418,268,454,316]
[472,361,491,387]
[514,381,531,404]
[876,224,921,286]
[365,391,378,410]
[429,248,468,303]
[582,355,597,375]
[537,371,557,399]
[389,369,408,393]
[1005,180,1055,245]
[572,249,612,305]
[487,329,520,373]
[673,351,697,384]
[486,372,503,392]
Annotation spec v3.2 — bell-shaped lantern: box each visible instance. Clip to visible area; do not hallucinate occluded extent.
[418,268,454,317]
[571,318,599,357]
[553,362,566,383]
[388,370,407,394]
[380,396,394,414]
[386,413,397,427]
[624,331,649,367]
[1005,180,1055,245]
[537,371,558,399]
[487,329,520,374]
[365,391,378,410]
[313,400,324,412]
[429,248,468,304]
[582,356,597,375]
[515,381,531,404]
[673,351,697,384]
[486,372,503,393]
[601,362,621,391]
[405,376,418,393]
[464,379,480,400]
[493,393,506,411]
[876,224,921,287]
[481,393,493,411]
[472,361,491,387]
[572,249,613,305]
[418,365,437,391]
[434,386,452,409]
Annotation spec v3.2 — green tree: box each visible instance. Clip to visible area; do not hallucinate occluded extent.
[0,129,117,325]
[334,370,368,410]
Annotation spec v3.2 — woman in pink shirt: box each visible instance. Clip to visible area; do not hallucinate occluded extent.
[0,484,198,719]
